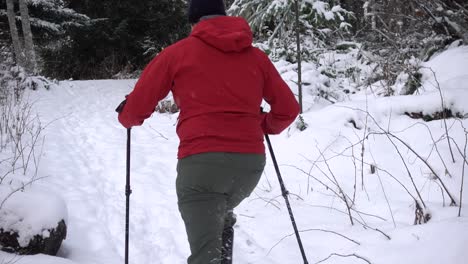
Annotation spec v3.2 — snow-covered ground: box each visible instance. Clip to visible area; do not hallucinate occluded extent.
[1,45,468,264]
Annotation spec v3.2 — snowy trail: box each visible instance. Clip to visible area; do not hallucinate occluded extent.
[24,79,284,264]
[30,80,190,263]
[27,79,279,264]
[34,81,130,263]
[5,78,468,264]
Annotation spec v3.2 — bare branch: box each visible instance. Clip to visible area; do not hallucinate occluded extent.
[459,127,467,217]
[268,229,361,255]
[315,253,372,264]
[339,105,457,206]
[147,124,169,140]
[425,66,456,163]
[368,146,396,228]
[369,130,428,208]
[318,147,354,225]
[0,176,48,210]
[381,131,457,206]
[250,191,281,210]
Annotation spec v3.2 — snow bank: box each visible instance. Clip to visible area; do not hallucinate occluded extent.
[0,185,68,247]
[262,45,468,264]
[420,45,468,93]
[0,252,76,264]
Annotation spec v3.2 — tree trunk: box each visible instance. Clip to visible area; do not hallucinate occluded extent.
[6,0,25,67]
[370,0,377,30]
[18,0,36,73]
[294,0,303,114]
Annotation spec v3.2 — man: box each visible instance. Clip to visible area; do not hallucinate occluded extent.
[117,0,300,263]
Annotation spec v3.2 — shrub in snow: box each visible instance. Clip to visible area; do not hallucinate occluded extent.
[272,46,373,109]
[295,115,308,131]
[0,67,51,161]
[0,58,66,256]
[0,186,67,255]
[405,109,464,122]
[347,1,468,95]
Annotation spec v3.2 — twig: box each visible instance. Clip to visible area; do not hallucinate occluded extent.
[454,1,468,14]
[306,204,387,222]
[416,2,451,36]
[369,146,396,228]
[285,165,342,199]
[289,163,391,233]
[448,137,468,167]
[341,105,457,206]
[251,191,281,210]
[0,176,47,210]
[459,128,467,217]
[268,229,361,255]
[370,130,427,208]
[315,253,372,264]
[0,253,23,264]
[365,225,391,240]
[426,67,456,163]
[299,138,338,195]
[329,149,420,203]
[414,122,453,178]
[383,131,457,206]
[361,95,370,191]
[318,148,354,225]
[147,124,169,140]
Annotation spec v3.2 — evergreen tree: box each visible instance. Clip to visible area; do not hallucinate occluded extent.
[229,0,350,61]
[0,0,90,75]
[47,0,190,79]
[2,0,189,79]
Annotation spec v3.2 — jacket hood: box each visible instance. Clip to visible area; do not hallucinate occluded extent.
[191,16,253,52]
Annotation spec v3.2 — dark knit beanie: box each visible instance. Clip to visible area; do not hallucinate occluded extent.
[188,0,226,24]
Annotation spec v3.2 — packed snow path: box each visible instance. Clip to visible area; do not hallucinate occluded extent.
[33,80,189,263]
[26,80,278,264]
[18,78,466,264]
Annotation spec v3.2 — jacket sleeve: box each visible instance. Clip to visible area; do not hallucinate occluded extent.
[261,54,300,134]
[118,51,172,128]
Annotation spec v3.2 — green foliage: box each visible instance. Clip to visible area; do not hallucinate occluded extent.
[40,0,190,79]
[0,0,90,46]
[229,0,351,62]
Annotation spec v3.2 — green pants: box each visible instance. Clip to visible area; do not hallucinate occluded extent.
[176,152,266,264]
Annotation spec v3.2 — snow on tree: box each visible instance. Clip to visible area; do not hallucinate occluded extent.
[353,0,468,95]
[229,0,351,61]
[37,0,189,79]
[24,0,90,41]
[0,0,90,75]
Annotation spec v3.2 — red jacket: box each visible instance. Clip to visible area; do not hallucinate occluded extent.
[119,16,300,158]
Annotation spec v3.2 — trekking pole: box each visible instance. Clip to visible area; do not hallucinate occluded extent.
[264,132,309,264]
[125,128,132,264]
